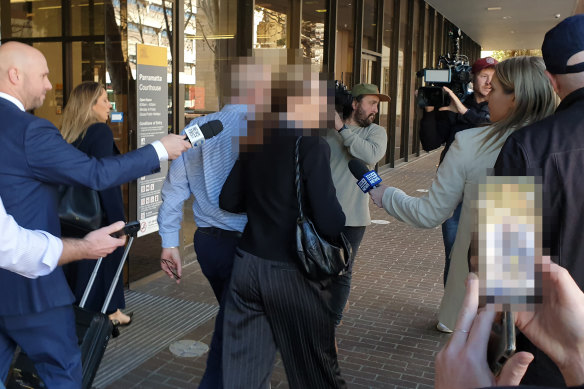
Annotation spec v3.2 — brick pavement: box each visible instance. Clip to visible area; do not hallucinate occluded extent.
[105,149,451,389]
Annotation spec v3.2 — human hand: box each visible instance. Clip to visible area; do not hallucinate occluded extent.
[160,247,182,284]
[438,87,469,116]
[435,273,533,389]
[81,221,127,259]
[515,257,584,386]
[368,184,388,208]
[160,134,192,160]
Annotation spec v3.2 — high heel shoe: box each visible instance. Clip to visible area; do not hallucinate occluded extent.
[109,310,133,326]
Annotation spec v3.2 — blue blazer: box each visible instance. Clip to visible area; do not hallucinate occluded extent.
[0,97,160,315]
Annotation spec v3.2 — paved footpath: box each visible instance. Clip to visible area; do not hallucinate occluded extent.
[105,150,451,389]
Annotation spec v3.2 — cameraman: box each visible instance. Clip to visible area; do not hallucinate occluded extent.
[326,83,388,325]
[419,57,497,306]
[420,57,498,159]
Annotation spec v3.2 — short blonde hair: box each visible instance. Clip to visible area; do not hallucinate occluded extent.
[60,81,104,144]
[480,56,557,151]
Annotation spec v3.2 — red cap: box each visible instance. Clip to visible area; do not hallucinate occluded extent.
[472,57,498,74]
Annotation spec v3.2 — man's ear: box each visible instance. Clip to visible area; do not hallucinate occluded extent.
[7,68,19,84]
[352,99,358,110]
[545,70,560,96]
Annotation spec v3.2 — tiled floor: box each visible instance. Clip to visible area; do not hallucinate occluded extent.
[103,149,451,389]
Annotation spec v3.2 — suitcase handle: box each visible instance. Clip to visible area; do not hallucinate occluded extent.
[79,257,103,308]
[78,221,140,313]
[101,236,134,314]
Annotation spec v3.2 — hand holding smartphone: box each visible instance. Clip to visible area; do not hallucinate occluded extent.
[487,311,516,376]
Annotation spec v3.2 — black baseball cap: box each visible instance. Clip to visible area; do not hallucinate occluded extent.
[542,14,584,75]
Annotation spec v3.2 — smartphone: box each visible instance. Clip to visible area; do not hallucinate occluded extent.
[477,175,542,309]
[487,311,516,376]
[477,176,542,374]
[110,220,141,238]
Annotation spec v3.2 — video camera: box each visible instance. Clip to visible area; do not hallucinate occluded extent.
[416,29,472,108]
[335,80,353,120]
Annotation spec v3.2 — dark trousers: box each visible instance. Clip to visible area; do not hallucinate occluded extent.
[223,249,346,389]
[441,202,462,286]
[330,226,366,325]
[0,305,82,388]
[193,228,240,389]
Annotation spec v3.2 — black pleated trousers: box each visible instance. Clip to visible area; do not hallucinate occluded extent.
[222,249,346,389]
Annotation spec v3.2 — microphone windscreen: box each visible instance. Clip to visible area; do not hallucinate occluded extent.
[348,159,370,180]
[199,120,224,139]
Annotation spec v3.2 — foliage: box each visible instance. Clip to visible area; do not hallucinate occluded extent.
[491,49,543,61]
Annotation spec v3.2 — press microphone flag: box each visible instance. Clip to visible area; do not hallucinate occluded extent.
[184,120,224,146]
[348,159,382,193]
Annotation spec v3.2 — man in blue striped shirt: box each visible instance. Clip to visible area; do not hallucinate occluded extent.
[158,104,248,389]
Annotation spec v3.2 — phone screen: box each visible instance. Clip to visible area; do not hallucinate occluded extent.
[477,175,543,310]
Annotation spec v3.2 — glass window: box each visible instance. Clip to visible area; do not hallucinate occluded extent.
[335,0,354,86]
[71,0,105,36]
[302,0,326,71]
[395,0,407,160]
[380,0,394,166]
[183,0,197,120]
[184,0,221,116]
[362,0,378,52]
[423,4,430,68]
[408,0,420,156]
[9,0,62,38]
[33,42,63,124]
[254,2,287,49]
[126,0,173,130]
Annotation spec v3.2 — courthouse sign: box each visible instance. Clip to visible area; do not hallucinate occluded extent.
[136,44,168,237]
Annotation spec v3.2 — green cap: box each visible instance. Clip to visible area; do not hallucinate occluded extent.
[350,83,391,102]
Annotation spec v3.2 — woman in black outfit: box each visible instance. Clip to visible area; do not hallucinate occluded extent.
[219,69,347,388]
[60,81,131,326]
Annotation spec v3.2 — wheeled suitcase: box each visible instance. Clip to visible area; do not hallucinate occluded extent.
[7,221,140,389]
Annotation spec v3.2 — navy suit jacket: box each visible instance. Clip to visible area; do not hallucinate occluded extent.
[0,97,160,315]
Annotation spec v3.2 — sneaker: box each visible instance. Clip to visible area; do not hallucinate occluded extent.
[436,322,453,333]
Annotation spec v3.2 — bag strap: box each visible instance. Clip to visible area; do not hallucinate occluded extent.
[295,136,305,220]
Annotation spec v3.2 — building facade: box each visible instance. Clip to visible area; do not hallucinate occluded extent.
[0,0,480,281]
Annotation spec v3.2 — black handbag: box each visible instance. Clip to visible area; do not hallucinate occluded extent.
[58,184,105,234]
[294,136,352,279]
[58,135,105,235]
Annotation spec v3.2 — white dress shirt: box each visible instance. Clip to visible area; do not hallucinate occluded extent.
[0,195,63,278]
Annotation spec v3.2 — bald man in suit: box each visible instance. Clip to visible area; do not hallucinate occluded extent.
[0,41,190,387]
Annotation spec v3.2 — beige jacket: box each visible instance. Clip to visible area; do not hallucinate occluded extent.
[325,123,387,226]
[381,125,511,329]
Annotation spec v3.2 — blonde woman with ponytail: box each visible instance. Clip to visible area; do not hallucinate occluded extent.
[60,81,132,327]
[369,56,557,332]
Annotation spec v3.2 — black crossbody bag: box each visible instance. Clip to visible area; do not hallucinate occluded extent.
[294,136,352,280]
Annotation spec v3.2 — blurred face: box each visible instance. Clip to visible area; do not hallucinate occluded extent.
[21,53,52,110]
[92,89,112,122]
[230,63,272,109]
[473,68,495,99]
[286,78,331,130]
[487,73,515,123]
[352,95,380,127]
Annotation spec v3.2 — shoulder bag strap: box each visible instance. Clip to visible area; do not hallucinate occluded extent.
[295,136,305,220]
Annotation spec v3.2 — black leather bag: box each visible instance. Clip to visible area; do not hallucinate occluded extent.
[58,184,104,234]
[294,137,352,279]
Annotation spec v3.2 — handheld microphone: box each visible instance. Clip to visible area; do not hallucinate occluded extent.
[348,159,382,193]
[184,120,224,146]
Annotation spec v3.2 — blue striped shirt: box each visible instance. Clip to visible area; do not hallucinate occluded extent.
[158,104,248,248]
